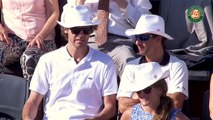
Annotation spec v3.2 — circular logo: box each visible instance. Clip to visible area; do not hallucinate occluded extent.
[187,5,204,23]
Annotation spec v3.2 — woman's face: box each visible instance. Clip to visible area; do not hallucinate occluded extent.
[137,86,161,107]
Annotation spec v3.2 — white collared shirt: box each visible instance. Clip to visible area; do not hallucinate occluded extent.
[30,46,118,120]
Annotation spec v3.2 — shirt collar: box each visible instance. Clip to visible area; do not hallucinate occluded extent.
[62,45,94,62]
[139,52,170,66]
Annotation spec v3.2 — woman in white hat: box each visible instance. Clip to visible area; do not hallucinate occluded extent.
[120,62,189,120]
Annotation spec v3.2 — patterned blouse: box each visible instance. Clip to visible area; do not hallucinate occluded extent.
[130,103,181,120]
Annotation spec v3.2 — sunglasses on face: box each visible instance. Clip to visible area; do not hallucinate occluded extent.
[137,86,153,94]
[70,26,95,35]
[135,34,158,41]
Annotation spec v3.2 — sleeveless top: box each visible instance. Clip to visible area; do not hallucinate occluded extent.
[130,103,181,120]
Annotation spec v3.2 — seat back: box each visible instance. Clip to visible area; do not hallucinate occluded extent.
[0,74,29,119]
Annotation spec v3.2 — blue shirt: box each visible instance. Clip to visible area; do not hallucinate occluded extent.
[130,103,181,120]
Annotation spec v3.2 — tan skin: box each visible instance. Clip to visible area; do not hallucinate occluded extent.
[22,27,117,120]
[118,34,186,113]
[120,87,189,120]
[209,73,213,120]
[0,0,59,49]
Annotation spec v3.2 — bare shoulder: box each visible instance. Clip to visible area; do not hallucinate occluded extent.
[120,107,132,120]
[175,112,190,120]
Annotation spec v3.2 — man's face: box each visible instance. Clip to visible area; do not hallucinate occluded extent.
[135,34,159,56]
[65,26,94,49]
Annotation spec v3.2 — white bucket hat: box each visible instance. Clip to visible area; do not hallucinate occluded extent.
[125,14,173,40]
[128,62,169,92]
[57,5,100,28]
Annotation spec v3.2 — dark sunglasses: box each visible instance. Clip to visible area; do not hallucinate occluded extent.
[70,26,95,35]
[137,86,153,94]
[135,34,158,41]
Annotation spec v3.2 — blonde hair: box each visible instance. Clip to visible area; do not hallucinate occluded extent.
[152,79,173,120]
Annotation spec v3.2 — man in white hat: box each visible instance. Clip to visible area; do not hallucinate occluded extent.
[71,0,152,78]
[22,5,118,120]
[117,14,188,113]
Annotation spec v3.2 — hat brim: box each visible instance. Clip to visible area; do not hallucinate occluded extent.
[129,70,169,92]
[57,19,100,28]
[125,29,174,40]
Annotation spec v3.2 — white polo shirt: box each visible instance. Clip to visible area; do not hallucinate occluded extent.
[117,54,188,99]
[30,46,118,120]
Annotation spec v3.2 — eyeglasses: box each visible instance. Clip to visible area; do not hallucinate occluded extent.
[137,86,153,94]
[70,26,95,35]
[135,34,158,41]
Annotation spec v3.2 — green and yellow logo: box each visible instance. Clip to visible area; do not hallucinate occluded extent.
[187,5,204,23]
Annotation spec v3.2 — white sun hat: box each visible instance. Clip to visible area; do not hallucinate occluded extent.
[128,62,169,92]
[57,5,100,28]
[125,14,173,40]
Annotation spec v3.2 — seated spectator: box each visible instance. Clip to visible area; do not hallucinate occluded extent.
[70,0,152,78]
[22,5,118,120]
[120,62,189,120]
[0,0,59,80]
[210,73,213,119]
[117,14,188,113]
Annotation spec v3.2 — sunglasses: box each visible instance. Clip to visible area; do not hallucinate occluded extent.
[70,26,95,35]
[137,86,153,94]
[135,34,158,41]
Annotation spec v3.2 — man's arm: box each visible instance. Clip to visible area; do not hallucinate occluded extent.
[118,96,140,113]
[209,73,213,120]
[85,94,117,120]
[168,60,188,109]
[22,91,44,120]
[167,92,186,109]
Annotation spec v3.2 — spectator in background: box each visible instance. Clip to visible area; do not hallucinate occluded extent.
[22,5,117,120]
[120,62,189,120]
[0,0,59,81]
[69,0,152,78]
[209,73,213,119]
[117,14,188,113]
